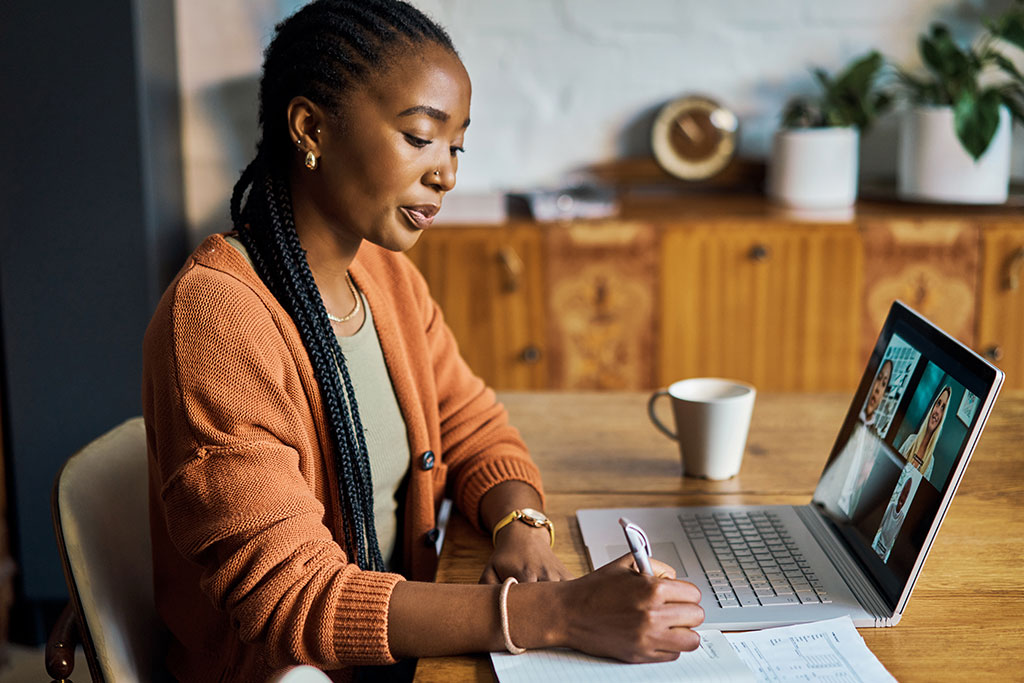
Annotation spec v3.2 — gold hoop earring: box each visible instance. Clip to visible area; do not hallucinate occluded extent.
[305,151,318,171]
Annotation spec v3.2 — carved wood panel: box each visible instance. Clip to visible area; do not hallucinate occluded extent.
[544,222,658,389]
[860,219,979,359]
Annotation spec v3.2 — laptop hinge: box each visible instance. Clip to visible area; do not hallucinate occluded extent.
[795,506,892,625]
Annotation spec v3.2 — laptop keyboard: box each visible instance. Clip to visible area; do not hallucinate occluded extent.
[680,511,832,609]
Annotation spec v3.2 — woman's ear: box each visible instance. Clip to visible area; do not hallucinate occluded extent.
[287,96,324,155]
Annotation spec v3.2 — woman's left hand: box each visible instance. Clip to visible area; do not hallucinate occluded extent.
[479,520,575,584]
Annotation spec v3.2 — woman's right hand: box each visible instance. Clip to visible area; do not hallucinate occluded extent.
[555,553,705,663]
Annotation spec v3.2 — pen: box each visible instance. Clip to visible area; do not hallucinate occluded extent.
[619,517,655,576]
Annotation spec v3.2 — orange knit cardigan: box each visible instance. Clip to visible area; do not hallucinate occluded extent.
[142,234,544,682]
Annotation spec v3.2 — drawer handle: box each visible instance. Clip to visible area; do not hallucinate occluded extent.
[748,244,770,262]
[497,247,524,293]
[982,346,1004,362]
[1004,247,1024,291]
[519,346,542,364]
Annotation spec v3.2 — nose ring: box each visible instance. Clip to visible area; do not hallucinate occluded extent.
[433,170,439,176]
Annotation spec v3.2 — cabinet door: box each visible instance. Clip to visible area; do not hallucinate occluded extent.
[405,226,547,389]
[544,222,658,389]
[977,224,1024,388]
[860,219,979,358]
[659,224,863,391]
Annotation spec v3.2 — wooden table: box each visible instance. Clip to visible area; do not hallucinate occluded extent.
[413,391,1024,682]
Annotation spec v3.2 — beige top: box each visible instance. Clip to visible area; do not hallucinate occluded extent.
[224,235,410,566]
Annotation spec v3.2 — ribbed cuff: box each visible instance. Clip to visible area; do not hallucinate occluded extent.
[458,455,545,532]
[332,570,405,665]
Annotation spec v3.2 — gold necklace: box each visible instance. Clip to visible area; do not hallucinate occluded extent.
[326,272,361,324]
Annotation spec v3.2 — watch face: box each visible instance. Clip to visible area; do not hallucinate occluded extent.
[651,95,739,181]
[520,507,549,524]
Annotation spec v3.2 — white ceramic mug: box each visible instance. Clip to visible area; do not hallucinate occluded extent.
[647,378,756,480]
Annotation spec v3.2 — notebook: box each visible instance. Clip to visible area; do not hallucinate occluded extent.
[578,301,1003,629]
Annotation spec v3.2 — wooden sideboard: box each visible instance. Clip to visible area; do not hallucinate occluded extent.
[407,194,1024,392]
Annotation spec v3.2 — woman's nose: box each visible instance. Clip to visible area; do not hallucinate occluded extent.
[426,159,456,191]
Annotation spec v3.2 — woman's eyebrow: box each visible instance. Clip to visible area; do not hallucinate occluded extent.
[398,105,470,128]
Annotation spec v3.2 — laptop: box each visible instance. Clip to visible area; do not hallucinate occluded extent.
[577,301,1003,629]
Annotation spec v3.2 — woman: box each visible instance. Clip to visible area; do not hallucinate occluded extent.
[899,385,951,480]
[860,359,893,433]
[815,358,892,520]
[142,2,704,680]
[833,358,894,516]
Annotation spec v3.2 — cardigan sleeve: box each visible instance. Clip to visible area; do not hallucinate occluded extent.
[144,262,402,670]
[406,260,545,530]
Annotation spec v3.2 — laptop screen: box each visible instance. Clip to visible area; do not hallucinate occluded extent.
[811,301,1002,609]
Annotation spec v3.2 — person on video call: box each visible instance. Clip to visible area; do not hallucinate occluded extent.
[814,359,892,520]
[899,385,952,480]
[872,467,917,561]
[141,2,705,680]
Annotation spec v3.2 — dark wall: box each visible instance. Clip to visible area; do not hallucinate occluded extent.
[0,0,185,640]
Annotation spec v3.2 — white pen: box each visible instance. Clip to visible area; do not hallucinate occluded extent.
[619,517,655,576]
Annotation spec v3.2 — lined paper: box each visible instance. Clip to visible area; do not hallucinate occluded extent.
[491,630,755,683]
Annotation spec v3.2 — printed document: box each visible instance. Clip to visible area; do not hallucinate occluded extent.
[724,616,897,682]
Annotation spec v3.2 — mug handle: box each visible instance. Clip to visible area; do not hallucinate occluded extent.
[647,390,678,440]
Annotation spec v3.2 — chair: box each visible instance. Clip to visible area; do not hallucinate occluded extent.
[268,665,333,682]
[46,417,169,682]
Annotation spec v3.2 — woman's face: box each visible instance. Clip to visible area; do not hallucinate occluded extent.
[928,389,950,432]
[300,43,471,253]
[866,362,891,417]
[896,480,911,512]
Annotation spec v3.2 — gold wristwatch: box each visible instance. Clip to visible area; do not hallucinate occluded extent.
[491,508,554,547]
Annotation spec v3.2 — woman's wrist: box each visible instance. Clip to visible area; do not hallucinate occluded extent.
[506,578,572,650]
[493,515,553,548]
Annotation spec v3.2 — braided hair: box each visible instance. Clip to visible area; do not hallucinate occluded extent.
[230,0,457,571]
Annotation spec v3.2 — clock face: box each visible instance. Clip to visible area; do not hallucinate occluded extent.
[652,96,739,180]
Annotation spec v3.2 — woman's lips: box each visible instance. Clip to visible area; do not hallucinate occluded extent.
[401,205,439,229]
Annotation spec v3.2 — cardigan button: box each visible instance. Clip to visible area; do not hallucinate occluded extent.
[419,451,435,470]
[424,527,440,546]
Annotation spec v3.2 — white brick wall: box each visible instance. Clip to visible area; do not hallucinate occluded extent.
[177,0,1024,241]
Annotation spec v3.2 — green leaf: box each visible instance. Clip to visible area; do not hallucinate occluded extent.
[992,14,1024,51]
[813,68,833,93]
[920,23,971,86]
[1001,93,1024,126]
[993,53,1024,85]
[954,89,1003,159]
[782,99,821,128]
[835,51,884,95]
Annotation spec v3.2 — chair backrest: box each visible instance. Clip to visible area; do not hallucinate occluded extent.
[268,665,334,682]
[52,417,166,682]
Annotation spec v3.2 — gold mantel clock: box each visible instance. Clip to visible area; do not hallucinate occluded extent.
[651,95,739,181]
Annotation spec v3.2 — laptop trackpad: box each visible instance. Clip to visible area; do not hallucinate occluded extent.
[605,542,687,578]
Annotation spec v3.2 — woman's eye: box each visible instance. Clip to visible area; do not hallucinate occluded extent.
[404,133,431,148]
[450,145,465,157]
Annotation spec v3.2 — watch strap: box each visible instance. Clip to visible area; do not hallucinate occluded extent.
[491,509,555,547]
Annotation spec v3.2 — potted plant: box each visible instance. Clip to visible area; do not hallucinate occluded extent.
[896,3,1024,203]
[767,51,890,209]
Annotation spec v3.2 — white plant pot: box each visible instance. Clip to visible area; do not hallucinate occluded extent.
[897,105,1011,204]
[767,127,860,209]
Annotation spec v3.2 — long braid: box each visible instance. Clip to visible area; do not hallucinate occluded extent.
[230,0,456,571]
